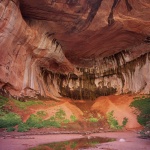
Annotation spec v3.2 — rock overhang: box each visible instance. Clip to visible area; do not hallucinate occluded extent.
[0,0,150,99]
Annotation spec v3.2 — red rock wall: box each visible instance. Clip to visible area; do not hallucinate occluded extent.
[0,0,150,99]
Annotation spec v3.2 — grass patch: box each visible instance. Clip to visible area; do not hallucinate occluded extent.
[13,99,44,110]
[107,110,128,130]
[0,95,8,108]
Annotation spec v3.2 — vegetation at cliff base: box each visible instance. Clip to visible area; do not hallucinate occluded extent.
[130,96,150,126]
[107,110,128,130]
[130,96,150,138]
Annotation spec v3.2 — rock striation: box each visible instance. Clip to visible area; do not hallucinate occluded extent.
[0,0,150,100]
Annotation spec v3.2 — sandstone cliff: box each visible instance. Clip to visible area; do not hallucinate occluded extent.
[0,0,150,99]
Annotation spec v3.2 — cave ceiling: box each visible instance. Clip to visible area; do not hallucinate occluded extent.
[19,0,150,66]
[0,0,150,99]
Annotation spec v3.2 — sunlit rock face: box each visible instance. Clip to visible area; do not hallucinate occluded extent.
[0,0,150,100]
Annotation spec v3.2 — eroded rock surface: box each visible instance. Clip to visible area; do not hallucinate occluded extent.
[0,0,150,99]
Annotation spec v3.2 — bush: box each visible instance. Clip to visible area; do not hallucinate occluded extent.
[26,114,43,128]
[139,121,150,139]
[0,112,22,128]
[18,123,30,132]
[42,119,61,128]
[89,117,99,123]
[130,96,150,126]
[70,115,77,122]
[7,126,15,132]
[107,111,128,130]
[55,108,66,120]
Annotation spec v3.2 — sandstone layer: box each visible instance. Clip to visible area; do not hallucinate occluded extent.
[0,0,150,99]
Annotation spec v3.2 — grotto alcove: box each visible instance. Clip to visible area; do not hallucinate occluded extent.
[0,1,150,150]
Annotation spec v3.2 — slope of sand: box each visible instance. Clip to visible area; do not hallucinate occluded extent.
[91,95,141,128]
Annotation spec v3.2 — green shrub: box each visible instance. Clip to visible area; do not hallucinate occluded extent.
[18,123,30,132]
[130,97,150,126]
[70,115,77,122]
[63,119,70,124]
[89,117,99,123]
[0,110,6,116]
[55,108,66,120]
[0,95,8,108]
[107,111,128,130]
[138,121,150,139]
[0,112,22,128]
[26,114,43,128]
[122,117,128,127]
[36,111,47,117]
[7,126,15,132]
[42,119,61,128]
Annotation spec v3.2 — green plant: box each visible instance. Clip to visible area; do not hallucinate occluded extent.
[130,96,150,125]
[36,111,47,119]
[26,114,43,128]
[55,108,66,120]
[70,142,77,149]
[122,117,128,127]
[0,95,8,108]
[130,96,150,138]
[13,99,43,110]
[18,123,30,132]
[0,110,6,116]
[89,117,99,123]
[107,111,128,130]
[63,119,70,124]
[42,119,61,128]
[139,121,150,138]
[7,126,15,132]
[70,115,77,122]
[0,112,22,128]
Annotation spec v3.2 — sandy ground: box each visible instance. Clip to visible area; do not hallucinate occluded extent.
[1,95,149,149]
[0,131,150,150]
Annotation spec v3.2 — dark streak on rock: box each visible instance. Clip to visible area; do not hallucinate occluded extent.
[125,0,132,11]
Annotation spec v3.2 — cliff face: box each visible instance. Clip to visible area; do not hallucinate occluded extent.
[0,0,150,100]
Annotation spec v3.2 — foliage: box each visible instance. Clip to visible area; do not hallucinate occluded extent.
[89,117,99,123]
[42,119,61,128]
[70,142,77,149]
[139,121,150,139]
[122,117,128,127]
[55,108,66,120]
[0,112,22,128]
[0,96,8,108]
[86,113,104,123]
[0,96,79,132]
[26,114,43,128]
[13,99,43,110]
[70,115,77,122]
[63,119,70,124]
[130,96,150,126]
[36,111,47,119]
[7,126,15,132]
[107,111,128,130]
[130,96,150,138]
[18,123,30,132]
